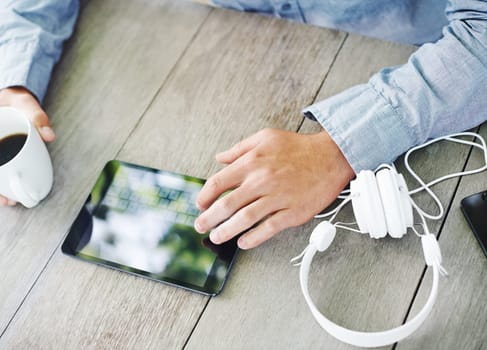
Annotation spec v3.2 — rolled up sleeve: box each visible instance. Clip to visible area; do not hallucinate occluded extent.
[304,0,487,173]
[0,0,79,102]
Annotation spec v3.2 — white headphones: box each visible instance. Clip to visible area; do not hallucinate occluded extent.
[350,165,413,239]
[292,132,487,348]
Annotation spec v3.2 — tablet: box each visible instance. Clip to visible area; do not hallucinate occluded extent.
[62,160,239,296]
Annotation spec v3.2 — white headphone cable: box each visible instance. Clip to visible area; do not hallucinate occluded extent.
[314,196,351,219]
[405,132,487,221]
[315,132,487,222]
[292,132,485,347]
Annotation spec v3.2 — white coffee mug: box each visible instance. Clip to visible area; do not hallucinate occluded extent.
[0,107,53,208]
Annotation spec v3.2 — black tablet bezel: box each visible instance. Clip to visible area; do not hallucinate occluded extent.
[61,160,239,296]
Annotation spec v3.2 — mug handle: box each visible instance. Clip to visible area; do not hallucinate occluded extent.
[10,172,39,208]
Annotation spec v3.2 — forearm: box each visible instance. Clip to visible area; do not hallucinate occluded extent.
[305,0,487,172]
[0,0,79,102]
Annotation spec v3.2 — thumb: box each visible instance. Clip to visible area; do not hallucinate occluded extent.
[4,88,56,143]
[30,110,56,142]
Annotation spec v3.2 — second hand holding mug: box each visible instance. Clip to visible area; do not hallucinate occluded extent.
[0,107,54,208]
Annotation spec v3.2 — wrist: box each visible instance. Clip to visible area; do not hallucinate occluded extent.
[314,131,355,181]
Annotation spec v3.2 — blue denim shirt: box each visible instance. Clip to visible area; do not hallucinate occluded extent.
[1,0,486,172]
[212,0,449,45]
[0,1,78,105]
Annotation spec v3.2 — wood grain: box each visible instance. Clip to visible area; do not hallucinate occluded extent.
[0,0,210,345]
[118,8,346,179]
[1,5,345,349]
[185,34,474,349]
[397,123,487,350]
[1,3,484,349]
[298,35,483,349]
[299,33,416,134]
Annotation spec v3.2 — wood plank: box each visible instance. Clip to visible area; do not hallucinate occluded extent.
[298,35,479,348]
[300,34,416,133]
[0,0,210,345]
[118,9,346,179]
[185,34,475,349]
[397,123,487,350]
[0,6,346,349]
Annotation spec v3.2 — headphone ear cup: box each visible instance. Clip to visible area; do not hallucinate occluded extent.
[351,170,387,238]
[376,168,407,238]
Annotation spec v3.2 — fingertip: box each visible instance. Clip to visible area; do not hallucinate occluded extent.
[209,229,221,245]
[215,151,231,164]
[7,199,17,206]
[195,197,207,212]
[194,219,205,234]
[40,126,56,142]
[215,150,226,158]
[237,236,251,250]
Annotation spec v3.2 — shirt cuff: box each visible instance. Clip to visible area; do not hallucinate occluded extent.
[0,40,56,103]
[303,83,416,173]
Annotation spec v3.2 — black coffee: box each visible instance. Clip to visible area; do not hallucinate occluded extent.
[0,133,27,166]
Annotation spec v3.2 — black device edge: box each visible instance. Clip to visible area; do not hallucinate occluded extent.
[460,191,487,257]
[61,159,240,296]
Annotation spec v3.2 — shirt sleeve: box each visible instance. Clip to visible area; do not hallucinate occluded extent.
[0,0,79,103]
[304,0,487,173]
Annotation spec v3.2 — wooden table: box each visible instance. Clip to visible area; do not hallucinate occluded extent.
[1,1,486,349]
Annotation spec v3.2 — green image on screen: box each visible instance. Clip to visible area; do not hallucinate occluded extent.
[64,161,238,295]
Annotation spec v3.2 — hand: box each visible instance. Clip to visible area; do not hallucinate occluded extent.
[0,87,55,207]
[194,128,355,249]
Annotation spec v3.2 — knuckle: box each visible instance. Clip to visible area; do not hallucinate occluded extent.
[261,128,274,136]
[257,128,268,136]
[252,176,268,191]
[34,110,49,123]
[217,196,234,215]
[253,167,278,187]
[262,128,281,140]
[240,209,256,224]
[207,176,222,191]
[248,172,271,191]
[265,218,282,234]
[29,110,50,128]
[242,153,258,170]
[234,141,244,154]
[260,165,276,179]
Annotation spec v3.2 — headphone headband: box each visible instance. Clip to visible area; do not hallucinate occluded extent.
[293,132,487,347]
[299,228,442,348]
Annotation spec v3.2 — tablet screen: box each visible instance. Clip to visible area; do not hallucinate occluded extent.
[62,160,239,296]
